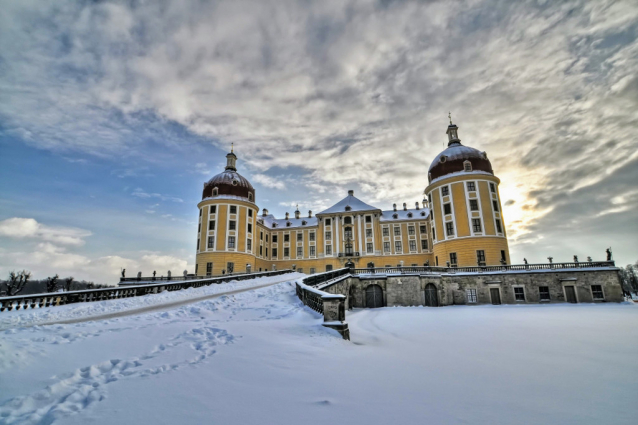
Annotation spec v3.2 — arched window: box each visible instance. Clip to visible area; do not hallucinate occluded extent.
[463,160,472,172]
[212,187,219,196]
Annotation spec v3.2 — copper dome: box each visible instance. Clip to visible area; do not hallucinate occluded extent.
[202,151,256,202]
[428,123,493,183]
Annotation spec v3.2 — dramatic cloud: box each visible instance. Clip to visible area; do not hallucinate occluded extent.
[0,218,92,246]
[1,0,637,265]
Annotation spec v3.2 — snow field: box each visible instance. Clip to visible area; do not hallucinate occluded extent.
[0,275,637,425]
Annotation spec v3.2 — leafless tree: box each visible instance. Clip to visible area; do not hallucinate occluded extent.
[64,276,74,292]
[7,270,31,296]
[46,274,60,293]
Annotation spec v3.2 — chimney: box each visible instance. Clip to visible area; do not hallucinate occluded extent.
[308,210,312,218]
[415,202,420,210]
[285,212,289,220]
[348,189,354,196]
[393,203,397,211]
[262,208,269,217]
[403,203,407,211]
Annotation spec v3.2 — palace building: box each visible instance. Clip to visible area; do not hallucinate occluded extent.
[195,120,511,276]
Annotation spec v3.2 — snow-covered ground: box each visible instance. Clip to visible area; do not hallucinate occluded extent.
[1,276,637,425]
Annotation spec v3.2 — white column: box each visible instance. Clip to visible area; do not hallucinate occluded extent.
[335,216,340,256]
[357,215,363,256]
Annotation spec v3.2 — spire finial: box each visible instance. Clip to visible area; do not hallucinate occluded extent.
[231,142,234,153]
[448,111,452,125]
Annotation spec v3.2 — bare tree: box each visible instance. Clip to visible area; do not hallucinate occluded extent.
[46,274,60,293]
[64,276,74,292]
[7,270,31,296]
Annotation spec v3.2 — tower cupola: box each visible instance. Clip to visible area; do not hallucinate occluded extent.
[225,145,237,171]
[446,112,461,146]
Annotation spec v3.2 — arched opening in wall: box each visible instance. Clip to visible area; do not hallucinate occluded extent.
[424,283,439,307]
[365,284,384,308]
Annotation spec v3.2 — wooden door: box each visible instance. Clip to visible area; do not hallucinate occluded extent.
[424,283,439,307]
[490,288,501,305]
[565,286,577,303]
[365,285,384,308]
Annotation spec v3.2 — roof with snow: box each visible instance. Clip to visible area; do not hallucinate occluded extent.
[317,191,380,215]
[380,208,430,222]
[258,214,319,229]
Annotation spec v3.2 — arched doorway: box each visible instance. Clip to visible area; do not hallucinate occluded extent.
[365,285,384,308]
[424,283,439,307]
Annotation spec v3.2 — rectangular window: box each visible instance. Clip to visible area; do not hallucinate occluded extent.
[266,234,268,242]
[490,183,496,193]
[247,223,252,233]
[247,239,252,251]
[395,241,402,252]
[470,199,479,211]
[467,182,476,192]
[208,236,215,248]
[297,268,303,274]
[209,220,215,230]
[326,265,333,271]
[367,243,373,253]
[365,215,372,223]
[248,209,253,217]
[206,262,213,276]
[199,209,202,217]
[297,246,303,257]
[421,240,428,250]
[495,219,503,233]
[408,226,415,236]
[420,225,426,234]
[409,240,417,251]
[309,246,316,256]
[310,268,316,274]
[260,232,263,240]
[229,220,236,230]
[492,200,499,212]
[265,248,268,257]
[446,222,454,236]
[472,218,482,233]
[326,245,332,255]
[284,247,290,257]
[444,203,452,215]
[539,286,550,301]
[441,186,449,196]
[383,227,389,237]
[477,250,486,266]
[591,285,604,300]
[228,236,236,248]
[366,229,372,238]
[210,205,216,214]
[272,235,278,243]
[501,250,506,262]
[384,242,391,252]
[230,206,237,214]
[297,232,302,241]
[227,262,234,273]
[325,231,332,240]
[197,239,200,250]
[272,248,277,258]
[284,234,290,242]
[259,245,263,256]
[394,226,401,236]
[432,228,436,240]
[514,287,525,301]
[450,252,457,266]
[428,193,432,204]
[309,232,315,241]
[325,218,331,225]
[466,289,477,303]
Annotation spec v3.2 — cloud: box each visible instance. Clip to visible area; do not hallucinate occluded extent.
[131,188,183,203]
[0,218,92,246]
[253,173,286,190]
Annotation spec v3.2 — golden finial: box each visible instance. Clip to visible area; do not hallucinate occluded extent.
[448,111,452,125]
[231,142,234,153]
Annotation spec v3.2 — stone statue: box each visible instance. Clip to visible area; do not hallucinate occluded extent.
[425,260,430,267]
[183,270,188,277]
[587,256,592,262]
[547,257,553,264]
[121,269,126,278]
[137,271,142,279]
[573,255,578,263]
[500,258,506,265]
[153,271,156,277]
[167,270,171,278]
[523,258,528,265]
[606,248,612,261]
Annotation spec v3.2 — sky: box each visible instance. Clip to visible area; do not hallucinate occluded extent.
[1,0,637,284]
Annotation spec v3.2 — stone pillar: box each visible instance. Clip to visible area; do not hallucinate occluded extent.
[321,294,350,340]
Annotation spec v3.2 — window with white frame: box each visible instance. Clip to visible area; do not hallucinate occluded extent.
[446,222,454,236]
[247,239,252,251]
[495,219,503,233]
[309,246,316,257]
[394,241,402,252]
[470,199,479,211]
[466,289,477,303]
[408,226,415,235]
[208,236,214,248]
[325,231,331,240]
[463,160,472,172]
[230,205,237,214]
[366,229,372,237]
[441,186,449,196]
[514,287,525,301]
[449,252,457,266]
[297,232,302,241]
[467,182,476,192]
[206,262,213,276]
[539,286,550,301]
[367,243,373,253]
[444,203,452,215]
[383,227,389,237]
[409,240,417,251]
[384,242,391,252]
[421,240,428,250]
[297,246,303,257]
[472,219,482,233]
[228,236,235,249]
[309,232,315,241]
[591,285,604,300]
[229,220,236,230]
[326,245,332,255]
[209,220,215,230]
[420,225,427,234]
[394,226,401,236]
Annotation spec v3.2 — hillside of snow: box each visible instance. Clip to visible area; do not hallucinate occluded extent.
[1,275,637,425]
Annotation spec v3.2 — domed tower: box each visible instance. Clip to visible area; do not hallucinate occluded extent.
[424,118,510,267]
[196,148,258,276]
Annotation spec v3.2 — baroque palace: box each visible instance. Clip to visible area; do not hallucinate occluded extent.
[195,120,510,276]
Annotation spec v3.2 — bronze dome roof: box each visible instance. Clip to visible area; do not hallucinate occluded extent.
[202,151,255,202]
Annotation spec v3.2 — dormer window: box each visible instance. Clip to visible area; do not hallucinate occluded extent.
[439,155,447,163]
[463,160,472,172]
[421,212,426,216]
[286,222,291,227]
[212,187,219,196]
[392,213,398,219]
[302,220,307,225]
[232,179,238,186]
[407,213,413,218]
[272,223,277,228]
[345,206,351,212]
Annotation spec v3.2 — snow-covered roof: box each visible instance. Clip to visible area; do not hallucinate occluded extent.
[380,208,430,222]
[200,194,257,204]
[428,170,494,186]
[317,192,380,215]
[257,214,319,229]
